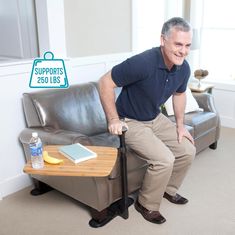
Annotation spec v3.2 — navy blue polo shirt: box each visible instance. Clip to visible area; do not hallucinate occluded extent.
[111,47,190,121]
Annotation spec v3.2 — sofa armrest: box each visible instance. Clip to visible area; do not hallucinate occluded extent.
[193,92,221,142]
[192,92,218,114]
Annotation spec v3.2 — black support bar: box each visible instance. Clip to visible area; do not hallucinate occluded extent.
[89,126,133,227]
[119,126,130,219]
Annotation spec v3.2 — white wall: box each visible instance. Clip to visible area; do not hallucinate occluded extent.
[0,61,33,199]
[210,83,235,128]
[0,52,132,200]
[35,0,67,58]
[64,0,132,57]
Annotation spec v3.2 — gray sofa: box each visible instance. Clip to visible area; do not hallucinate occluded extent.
[19,81,220,226]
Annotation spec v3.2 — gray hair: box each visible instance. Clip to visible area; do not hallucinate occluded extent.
[161,17,191,37]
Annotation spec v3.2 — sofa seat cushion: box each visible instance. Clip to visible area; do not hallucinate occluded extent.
[89,132,120,148]
[184,111,217,139]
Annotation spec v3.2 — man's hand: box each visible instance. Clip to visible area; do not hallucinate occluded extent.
[108,119,128,135]
[177,125,194,145]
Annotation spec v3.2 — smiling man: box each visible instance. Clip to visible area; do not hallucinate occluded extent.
[98,17,196,224]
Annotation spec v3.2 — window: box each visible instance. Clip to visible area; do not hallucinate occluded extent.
[199,0,235,83]
[0,0,38,61]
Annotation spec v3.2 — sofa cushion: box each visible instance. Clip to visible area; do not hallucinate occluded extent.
[89,132,120,148]
[30,83,108,136]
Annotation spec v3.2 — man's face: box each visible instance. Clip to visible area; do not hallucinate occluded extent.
[160,28,192,69]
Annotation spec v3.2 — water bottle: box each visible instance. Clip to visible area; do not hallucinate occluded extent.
[29,132,44,169]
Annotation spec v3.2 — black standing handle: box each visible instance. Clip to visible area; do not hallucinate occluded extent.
[89,125,132,227]
[119,126,129,219]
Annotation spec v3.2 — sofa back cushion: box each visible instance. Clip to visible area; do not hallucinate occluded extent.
[23,82,108,136]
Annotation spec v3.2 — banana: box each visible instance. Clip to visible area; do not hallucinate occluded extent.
[43,151,63,164]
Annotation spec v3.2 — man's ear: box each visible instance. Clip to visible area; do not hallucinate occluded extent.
[160,35,165,47]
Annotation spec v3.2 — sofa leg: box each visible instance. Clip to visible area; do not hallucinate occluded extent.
[30,180,53,196]
[89,197,134,228]
[209,141,217,150]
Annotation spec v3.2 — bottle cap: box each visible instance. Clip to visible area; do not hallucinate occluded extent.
[32,132,38,138]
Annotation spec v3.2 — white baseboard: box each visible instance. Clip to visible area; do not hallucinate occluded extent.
[0,174,32,200]
[221,116,235,129]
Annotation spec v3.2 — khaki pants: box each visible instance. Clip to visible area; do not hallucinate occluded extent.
[125,113,196,211]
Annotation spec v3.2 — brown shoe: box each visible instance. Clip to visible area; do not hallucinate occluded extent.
[134,200,166,224]
[163,192,188,204]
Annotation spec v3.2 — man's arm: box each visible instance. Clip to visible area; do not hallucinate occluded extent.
[98,71,127,135]
[172,92,194,144]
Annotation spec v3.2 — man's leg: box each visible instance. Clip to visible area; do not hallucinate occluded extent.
[152,114,196,197]
[125,118,176,211]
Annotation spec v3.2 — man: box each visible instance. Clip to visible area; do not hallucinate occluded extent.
[98,17,196,224]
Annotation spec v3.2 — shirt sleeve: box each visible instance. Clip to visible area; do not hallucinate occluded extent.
[111,53,149,87]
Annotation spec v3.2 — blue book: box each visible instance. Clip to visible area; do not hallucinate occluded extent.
[59,143,97,163]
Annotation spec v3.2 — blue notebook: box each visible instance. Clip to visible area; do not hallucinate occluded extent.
[59,143,97,163]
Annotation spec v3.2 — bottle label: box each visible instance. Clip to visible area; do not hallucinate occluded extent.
[30,143,42,156]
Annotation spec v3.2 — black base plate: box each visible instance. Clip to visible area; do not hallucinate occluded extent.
[89,197,134,228]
